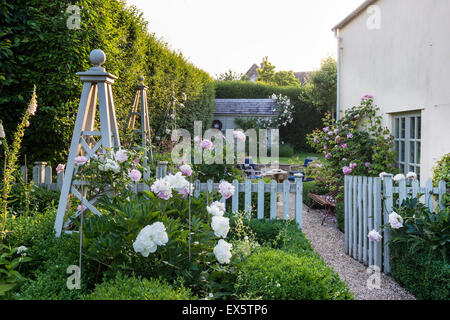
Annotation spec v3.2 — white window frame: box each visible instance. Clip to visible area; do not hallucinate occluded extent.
[392,113,422,177]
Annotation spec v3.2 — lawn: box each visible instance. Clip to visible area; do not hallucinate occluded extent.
[278,152,323,165]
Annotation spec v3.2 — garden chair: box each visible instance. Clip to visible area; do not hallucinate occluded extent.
[288,157,315,182]
[241,158,262,180]
[307,192,337,225]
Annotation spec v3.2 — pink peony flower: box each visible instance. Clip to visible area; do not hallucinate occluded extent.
[129,169,142,182]
[200,139,213,150]
[74,156,88,166]
[232,130,246,143]
[56,164,65,174]
[368,230,382,242]
[115,149,128,163]
[179,164,192,176]
[341,144,347,149]
[219,181,235,199]
[342,166,352,175]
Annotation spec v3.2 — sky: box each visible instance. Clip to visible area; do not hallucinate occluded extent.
[126,0,365,77]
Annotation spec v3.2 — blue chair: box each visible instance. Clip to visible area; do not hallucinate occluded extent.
[288,157,315,182]
[242,157,262,180]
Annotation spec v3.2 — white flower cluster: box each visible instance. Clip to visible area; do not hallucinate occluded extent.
[133,222,169,257]
[257,93,294,128]
[207,201,225,216]
[211,216,230,238]
[151,172,194,200]
[98,158,120,173]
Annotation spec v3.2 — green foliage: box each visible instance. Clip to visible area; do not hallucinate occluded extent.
[235,247,353,300]
[279,144,294,157]
[215,69,245,81]
[432,153,450,187]
[256,57,301,87]
[388,197,449,262]
[335,202,345,233]
[84,273,195,300]
[304,56,337,113]
[215,81,324,151]
[390,242,449,300]
[8,184,59,217]
[0,244,31,297]
[0,0,214,165]
[302,181,329,207]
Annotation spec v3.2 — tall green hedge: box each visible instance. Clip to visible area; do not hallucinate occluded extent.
[215,81,323,151]
[0,0,214,165]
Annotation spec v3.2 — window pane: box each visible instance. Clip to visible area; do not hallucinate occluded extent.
[395,118,399,138]
[395,141,399,161]
[410,117,415,139]
[400,164,405,173]
[417,142,421,163]
[401,118,406,138]
[410,142,415,164]
[418,117,421,139]
[400,141,405,161]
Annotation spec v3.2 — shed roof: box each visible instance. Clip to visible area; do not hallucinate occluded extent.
[214,99,278,116]
[332,0,378,31]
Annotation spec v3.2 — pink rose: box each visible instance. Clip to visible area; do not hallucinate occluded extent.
[347,133,353,139]
[341,144,347,149]
[350,163,357,169]
[323,127,329,132]
[74,156,88,166]
[325,153,331,159]
[129,169,142,182]
[342,166,352,175]
[56,164,65,174]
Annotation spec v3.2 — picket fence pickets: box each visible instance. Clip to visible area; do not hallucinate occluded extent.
[19,161,303,229]
[345,174,447,274]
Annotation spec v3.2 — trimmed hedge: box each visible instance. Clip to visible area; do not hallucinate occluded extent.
[215,81,324,152]
[0,0,214,166]
[235,247,353,300]
[84,273,195,300]
[390,242,450,300]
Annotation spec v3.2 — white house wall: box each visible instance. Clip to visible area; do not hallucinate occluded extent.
[338,0,450,184]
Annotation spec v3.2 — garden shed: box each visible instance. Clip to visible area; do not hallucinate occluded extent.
[212,99,278,132]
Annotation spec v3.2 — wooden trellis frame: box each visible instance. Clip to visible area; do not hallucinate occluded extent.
[54,49,121,237]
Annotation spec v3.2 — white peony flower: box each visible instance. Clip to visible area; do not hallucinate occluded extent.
[211,216,230,238]
[389,211,404,229]
[99,159,120,173]
[368,230,382,242]
[406,172,417,180]
[393,173,406,182]
[166,172,189,191]
[213,239,232,264]
[211,201,225,212]
[207,201,225,217]
[151,178,173,200]
[133,222,169,257]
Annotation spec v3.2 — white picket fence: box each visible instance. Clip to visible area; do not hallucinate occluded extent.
[344,174,447,274]
[19,161,304,228]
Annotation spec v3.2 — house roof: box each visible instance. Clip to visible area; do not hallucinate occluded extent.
[245,64,259,79]
[332,0,378,31]
[294,71,311,84]
[214,99,278,116]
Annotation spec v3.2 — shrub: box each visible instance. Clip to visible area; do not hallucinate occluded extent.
[432,153,450,187]
[335,202,345,233]
[9,184,59,216]
[84,273,195,300]
[302,181,329,207]
[0,0,214,165]
[306,96,395,199]
[215,81,324,152]
[390,242,449,300]
[279,144,294,157]
[235,247,353,300]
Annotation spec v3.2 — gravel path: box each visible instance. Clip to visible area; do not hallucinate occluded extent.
[277,193,416,300]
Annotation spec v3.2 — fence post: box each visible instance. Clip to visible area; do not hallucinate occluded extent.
[156,161,168,178]
[57,171,64,191]
[438,180,446,209]
[294,176,303,229]
[382,173,393,274]
[270,180,277,220]
[45,166,52,189]
[33,161,46,186]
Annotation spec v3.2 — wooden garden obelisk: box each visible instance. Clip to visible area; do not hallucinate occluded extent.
[54,49,121,237]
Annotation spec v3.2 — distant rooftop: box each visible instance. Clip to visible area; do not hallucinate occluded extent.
[214,99,278,116]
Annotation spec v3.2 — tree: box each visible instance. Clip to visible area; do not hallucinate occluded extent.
[257,57,301,87]
[216,69,245,81]
[305,56,337,114]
